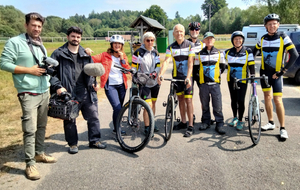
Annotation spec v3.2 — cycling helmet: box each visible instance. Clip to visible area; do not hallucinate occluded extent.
[188,22,201,30]
[264,13,280,25]
[110,35,124,45]
[231,31,244,47]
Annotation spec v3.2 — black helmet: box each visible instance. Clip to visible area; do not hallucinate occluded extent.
[264,13,280,25]
[231,31,244,47]
[188,22,201,30]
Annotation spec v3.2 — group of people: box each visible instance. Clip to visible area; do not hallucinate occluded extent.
[0,12,298,181]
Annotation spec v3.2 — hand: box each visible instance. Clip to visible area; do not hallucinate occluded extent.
[57,87,67,95]
[85,48,94,56]
[185,77,191,88]
[92,83,100,91]
[157,75,163,85]
[118,51,124,60]
[30,65,46,76]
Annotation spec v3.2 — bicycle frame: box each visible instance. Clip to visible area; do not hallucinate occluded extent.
[127,83,142,126]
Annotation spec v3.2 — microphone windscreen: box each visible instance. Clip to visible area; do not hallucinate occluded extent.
[84,63,105,76]
[44,57,59,67]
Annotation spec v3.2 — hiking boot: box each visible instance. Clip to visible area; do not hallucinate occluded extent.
[173,122,187,130]
[280,129,288,139]
[229,117,238,127]
[183,126,194,137]
[25,165,40,180]
[236,121,244,131]
[215,125,226,135]
[261,123,275,131]
[199,123,210,130]
[89,141,107,149]
[69,145,78,154]
[35,153,57,163]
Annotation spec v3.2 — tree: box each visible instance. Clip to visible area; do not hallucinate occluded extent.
[143,5,167,25]
[201,0,228,19]
[175,11,181,19]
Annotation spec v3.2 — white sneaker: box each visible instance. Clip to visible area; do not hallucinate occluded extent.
[261,123,275,131]
[280,129,289,139]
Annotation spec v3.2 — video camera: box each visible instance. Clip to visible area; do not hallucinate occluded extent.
[40,56,59,76]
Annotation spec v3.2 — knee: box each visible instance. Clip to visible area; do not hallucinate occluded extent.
[273,97,283,106]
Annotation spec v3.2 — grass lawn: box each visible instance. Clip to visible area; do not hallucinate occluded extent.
[0,38,231,151]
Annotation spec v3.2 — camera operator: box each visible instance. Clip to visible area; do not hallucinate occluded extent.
[50,26,106,155]
[0,12,57,180]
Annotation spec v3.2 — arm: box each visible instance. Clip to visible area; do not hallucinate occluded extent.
[185,55,194,88]
[50,51,66,95]
[157,56,172,85]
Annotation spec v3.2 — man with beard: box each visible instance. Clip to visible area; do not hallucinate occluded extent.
[50,26,106,154]
[0,12,56,180]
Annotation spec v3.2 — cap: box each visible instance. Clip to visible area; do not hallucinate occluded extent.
[203,32,215,40]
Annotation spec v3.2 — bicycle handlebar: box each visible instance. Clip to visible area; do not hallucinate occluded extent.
[114,64,136,74]
[161,77,188,85]
[233,75,270,90]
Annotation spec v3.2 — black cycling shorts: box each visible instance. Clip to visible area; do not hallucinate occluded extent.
[260,69,283,96]
[140,84,160,102]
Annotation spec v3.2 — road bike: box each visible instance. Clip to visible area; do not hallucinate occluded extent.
[233,75,269,145]
[114,65,155,153]
[162,78,185,141]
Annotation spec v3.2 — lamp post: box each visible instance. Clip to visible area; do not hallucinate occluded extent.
[208,3,211,32]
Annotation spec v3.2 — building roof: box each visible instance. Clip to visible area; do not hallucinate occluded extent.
[130,15,166,35]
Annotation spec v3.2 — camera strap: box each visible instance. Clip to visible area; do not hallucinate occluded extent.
[25,33,46,66]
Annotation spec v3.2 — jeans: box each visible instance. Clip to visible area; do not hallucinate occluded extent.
[63,93,101,146]
[105,84,126,130]
[18,92,49,166]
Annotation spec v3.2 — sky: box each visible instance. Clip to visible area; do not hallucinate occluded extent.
[1,0,255,20]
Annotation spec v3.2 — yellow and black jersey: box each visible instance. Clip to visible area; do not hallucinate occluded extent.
[224,46,255,83]
[132,45,160,74]
[166,39,195,79]
[187,38,206,66]
[197,46,226,84]
[255,32,295,72]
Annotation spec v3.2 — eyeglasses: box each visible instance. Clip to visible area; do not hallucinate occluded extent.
[146,39,154,42]
[190,28,200,31]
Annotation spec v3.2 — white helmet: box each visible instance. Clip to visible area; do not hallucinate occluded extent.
[110,35,124,45]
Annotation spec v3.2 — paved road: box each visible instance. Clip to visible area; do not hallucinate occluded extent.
[1,57,300,190]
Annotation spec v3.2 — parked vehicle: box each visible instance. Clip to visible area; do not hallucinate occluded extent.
[283,31,300,84]
[242,24,300,51]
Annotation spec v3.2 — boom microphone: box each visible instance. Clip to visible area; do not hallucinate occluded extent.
[84,63,105,77]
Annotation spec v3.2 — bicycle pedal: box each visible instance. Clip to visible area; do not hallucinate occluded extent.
[245,117,249,121]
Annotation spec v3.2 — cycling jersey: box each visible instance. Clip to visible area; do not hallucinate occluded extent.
[165,39,195,79]
[197,46,226,84]
[132,45,160,87]
[224,46,255,83]
[187,38,206,66]
[255,32,295,72]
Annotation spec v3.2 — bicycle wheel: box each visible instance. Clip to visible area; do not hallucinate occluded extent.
[248,96,261,145]
[116,99,154,153]
[164,96,175,141]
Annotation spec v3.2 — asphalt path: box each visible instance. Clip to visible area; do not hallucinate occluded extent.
[1,56,300,190]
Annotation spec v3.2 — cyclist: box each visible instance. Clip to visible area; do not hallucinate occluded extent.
[158,24,195,137]
[196,32,227,135]
[253,13,299,139]
[224,31,255,130]
[187,22,206,124]
[132,32,161,133]
[85,35,131,135]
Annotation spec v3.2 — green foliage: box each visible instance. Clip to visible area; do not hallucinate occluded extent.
[201,0,228,19]
[143,5,168,26]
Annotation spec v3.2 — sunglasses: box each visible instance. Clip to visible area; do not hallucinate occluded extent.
[190,28,200,31]
[146,39,154,42]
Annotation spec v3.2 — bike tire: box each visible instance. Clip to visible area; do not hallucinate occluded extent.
[116,99,154,153]
[248,96,262,145]
[164,96,175,141]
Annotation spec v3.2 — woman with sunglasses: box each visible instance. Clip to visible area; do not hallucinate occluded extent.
[132,32,161,133]
[85,35,131,134]
[224,31,255,130]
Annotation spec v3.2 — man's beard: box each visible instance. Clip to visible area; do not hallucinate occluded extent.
[191,34,198,39]
[69,41,79,46]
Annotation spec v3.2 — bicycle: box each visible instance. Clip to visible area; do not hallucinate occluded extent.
[114,65,155,153]
[162,78,185,141]
[233,74,269,145]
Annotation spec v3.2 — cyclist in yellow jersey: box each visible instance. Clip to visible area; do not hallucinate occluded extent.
[253,13,299,139]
